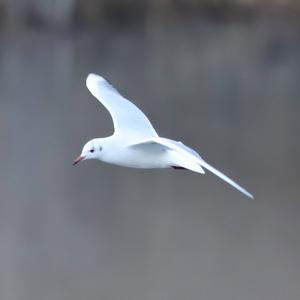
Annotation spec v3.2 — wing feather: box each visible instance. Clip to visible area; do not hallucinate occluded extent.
[128,137,253,199]
[86,74,158,139]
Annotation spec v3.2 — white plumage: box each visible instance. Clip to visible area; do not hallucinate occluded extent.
[73,73,253,199]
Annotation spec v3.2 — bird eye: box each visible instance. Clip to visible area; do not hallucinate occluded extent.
[90,149,94,153]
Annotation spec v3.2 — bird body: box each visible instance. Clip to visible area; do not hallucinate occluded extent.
[74,73,253,199]
[85,136,204,171]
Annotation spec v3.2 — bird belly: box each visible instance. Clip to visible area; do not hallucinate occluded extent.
[103,148,170,169]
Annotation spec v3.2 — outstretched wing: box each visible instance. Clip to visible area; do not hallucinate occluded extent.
[86,73,158,139]
[199,160,254,199]
[128,137,254,199]
[155,138,253,198]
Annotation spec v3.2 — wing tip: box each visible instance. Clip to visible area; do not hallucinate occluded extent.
[200,160,254,200]
[239,186,254,199]
[230,184,254,200]
[245,191,255,200]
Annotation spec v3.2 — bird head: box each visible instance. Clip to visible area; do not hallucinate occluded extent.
[73,139,103,165]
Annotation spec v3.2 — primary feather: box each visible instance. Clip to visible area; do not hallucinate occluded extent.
[128,137,253,198]
[86,74,158,139]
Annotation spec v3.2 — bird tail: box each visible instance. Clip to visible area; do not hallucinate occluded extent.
[169,151,205,174]
[199,160,254,199]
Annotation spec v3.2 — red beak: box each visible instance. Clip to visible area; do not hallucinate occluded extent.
[73,155,85,166]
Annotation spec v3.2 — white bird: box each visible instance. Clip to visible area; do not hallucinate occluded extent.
[73,73,253,199]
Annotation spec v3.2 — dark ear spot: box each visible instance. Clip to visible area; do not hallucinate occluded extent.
[99,146,103,151]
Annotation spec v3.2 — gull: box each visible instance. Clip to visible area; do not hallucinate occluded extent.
[73,73,253,199]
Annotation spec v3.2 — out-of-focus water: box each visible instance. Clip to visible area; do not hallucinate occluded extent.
[0,16,299,300]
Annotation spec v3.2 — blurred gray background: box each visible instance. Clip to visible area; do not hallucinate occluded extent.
[0,1,299,300]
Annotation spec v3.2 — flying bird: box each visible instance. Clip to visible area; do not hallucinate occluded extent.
[73,73,253,199]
